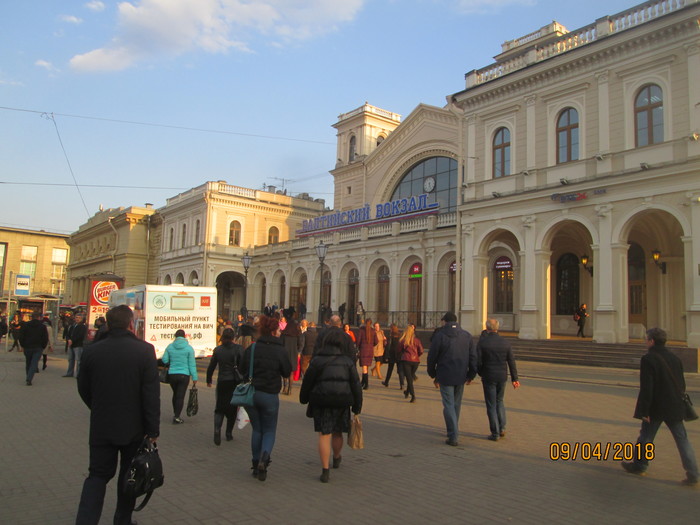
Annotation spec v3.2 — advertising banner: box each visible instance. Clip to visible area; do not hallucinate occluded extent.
[88,280,122,339]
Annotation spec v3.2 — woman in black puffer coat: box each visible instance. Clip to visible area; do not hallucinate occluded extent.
[300,329,363,483]
[206,328,245,445]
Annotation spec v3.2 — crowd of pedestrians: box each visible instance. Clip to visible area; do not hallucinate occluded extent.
[4,303,697,523]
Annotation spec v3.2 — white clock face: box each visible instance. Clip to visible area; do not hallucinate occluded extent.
[423,176,436,193]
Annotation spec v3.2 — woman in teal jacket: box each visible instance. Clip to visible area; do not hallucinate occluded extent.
[162,329,198,424]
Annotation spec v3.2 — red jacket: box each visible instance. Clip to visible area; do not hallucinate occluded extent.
[399,339,423,363]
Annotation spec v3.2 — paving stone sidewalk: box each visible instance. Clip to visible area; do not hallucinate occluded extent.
[0,350,697,524]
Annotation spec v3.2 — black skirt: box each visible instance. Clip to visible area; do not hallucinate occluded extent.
[312,406,351,435]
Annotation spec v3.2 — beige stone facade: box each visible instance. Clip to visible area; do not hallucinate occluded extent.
[65,205,160,305]
[246,0,700,353]
[158,181,325,321]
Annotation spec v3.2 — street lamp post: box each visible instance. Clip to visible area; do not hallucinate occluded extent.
[242,252,252,314]
[315,241,328,324]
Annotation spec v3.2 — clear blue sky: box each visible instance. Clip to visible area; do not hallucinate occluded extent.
[1,0,636,234]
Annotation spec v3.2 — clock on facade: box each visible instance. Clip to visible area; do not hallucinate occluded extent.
[423,176,436,193]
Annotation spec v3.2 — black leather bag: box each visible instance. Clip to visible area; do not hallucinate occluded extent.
[683,393,698,422]
[122,438,164,511]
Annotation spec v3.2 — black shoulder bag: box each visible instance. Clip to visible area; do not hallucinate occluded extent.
[656,354,698,422]
[122,437,165,511]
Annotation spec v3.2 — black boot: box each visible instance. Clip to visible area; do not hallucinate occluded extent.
[214,413,224,446]
[225,416,235,441]
[362,373,369,390]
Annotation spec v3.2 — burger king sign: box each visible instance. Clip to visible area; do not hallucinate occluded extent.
[88,279,122,338]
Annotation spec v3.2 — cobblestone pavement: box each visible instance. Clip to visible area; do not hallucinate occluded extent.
[1,348,698,524]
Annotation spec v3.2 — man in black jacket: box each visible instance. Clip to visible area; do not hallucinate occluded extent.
[18,312,48,386]
[622,327,698,485]
[63,313,87,377]
[476,318,520,441]
[427,312,477,446]
[76,305,160,524]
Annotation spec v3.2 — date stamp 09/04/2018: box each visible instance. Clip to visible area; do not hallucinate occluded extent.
[549,442,655,461]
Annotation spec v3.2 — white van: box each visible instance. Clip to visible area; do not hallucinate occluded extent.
[108,285,217,358]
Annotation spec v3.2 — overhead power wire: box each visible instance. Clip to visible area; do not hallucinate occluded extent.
[0,105,335,145]
[44,112,90,218]
[0,181,189,190]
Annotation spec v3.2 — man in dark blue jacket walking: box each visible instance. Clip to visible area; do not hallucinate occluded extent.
[477,319,520,441]
[427,312,477,446]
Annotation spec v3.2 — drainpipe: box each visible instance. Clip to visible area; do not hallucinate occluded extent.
[107,216,118,275]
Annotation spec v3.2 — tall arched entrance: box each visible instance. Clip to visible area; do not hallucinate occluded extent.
[216,271,245,321]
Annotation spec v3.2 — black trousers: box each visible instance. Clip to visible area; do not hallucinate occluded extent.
[402,361,419,398]
[169,373,190,418]
[76,440,140,525]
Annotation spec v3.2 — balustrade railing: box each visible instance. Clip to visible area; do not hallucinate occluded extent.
[466,0,693,88]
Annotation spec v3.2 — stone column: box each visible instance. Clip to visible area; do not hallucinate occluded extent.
[685,191,700,347]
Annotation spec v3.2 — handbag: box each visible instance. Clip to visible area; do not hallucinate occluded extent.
[656,353,698,422]
[231,343,256,407]
[682,393,698,421]
[186,386,198,417]
[158,366,169,384]
[348,414,364,449]
[122,437,164,512]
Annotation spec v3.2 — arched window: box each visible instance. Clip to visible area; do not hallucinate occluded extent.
[556,253,580,315]
[349,135,356,162]
[635,84,663,147]
[556,108,579,163]
[493,127,511,177]
[194,219,200,245]
[390,156,459,214]
[268,226,279,244]
[164,274,172,285]
[175,273,184,285]
[229,221,241,246]
[376,135,385,147]
[493,256,514,313]
[168,228,174,251]
[181,223,187,248]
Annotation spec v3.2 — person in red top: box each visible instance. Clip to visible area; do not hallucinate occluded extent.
[399,323,423,403]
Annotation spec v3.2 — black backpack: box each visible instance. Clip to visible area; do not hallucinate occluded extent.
[122,438,164,511]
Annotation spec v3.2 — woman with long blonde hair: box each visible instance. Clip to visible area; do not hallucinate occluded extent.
[371,322,386,379]
[398,323,423,403]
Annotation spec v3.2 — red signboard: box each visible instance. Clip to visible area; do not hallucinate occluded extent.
[88,279,122,339]
[409,262,423,279]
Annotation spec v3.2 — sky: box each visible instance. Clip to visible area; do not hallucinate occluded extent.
[1,0,639,234]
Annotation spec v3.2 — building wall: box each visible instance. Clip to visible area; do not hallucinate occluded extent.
[65,205,159,305]
[0,227,70,313]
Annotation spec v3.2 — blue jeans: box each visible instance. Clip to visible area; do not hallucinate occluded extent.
[482,380,507,437]
[24,347,43,383]
[247,390,280,463]
[440,384,464,442]
[633,418,699,481]
[65,346,84,377]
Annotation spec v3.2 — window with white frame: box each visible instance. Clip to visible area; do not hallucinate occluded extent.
[493,127,511,177]
[556,108,579,163]
[635,84,663,147]
[20,245,38,278]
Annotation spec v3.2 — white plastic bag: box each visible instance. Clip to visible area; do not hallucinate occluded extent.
[236,407,250,429]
